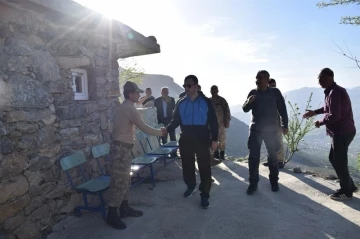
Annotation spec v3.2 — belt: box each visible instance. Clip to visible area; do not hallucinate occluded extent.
[112,140,134,149]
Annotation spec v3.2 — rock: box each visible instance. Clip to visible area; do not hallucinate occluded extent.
[38,23,55,41]
[13,220,40,239]
[29,204,50,221]
[9,131,22,139]
[50,40,82,56]
[107,87,121,97]
[28,155,55,171]
[42,114,56,125]
[59,127,79,138]
[85,103,98,114]
[30,51,61,83]
[84,134,103,145]
[29,182,56,198]
[14,122,39,133]
[56,105,86,120]
[6,109,53,123]
[36,126,55,148]
[0,176,29,204]
[59,119,82,129]
[3,74,54,108]
[0,121,10,136]
[325,174,338,180]
[55,56,91,69]
[96,49,109,58]
[46,185,65,199]
[24,171,43,188]
[95,57,107,66]
[293,166,303,173]
[0,152,28,179]
[4,38,33,56]
[17,135,35,150]
[49,104,55,112]
[38,143,61,158]
[24,196,46,216]
[27,34,45,47]
[60,194,82,214]
[95,77,107,84]
[47,82,66,94]
[88,111,100,122]
[42,169,55,183]
[52,92,74,106]
[99,111,108,129]
[3,212,26,231]
[1,137,14,154]
[0,194,30,224]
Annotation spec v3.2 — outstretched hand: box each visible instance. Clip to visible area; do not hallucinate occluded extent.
[303,109,316,119]
[211,141,218,151]
[161,127,167,136]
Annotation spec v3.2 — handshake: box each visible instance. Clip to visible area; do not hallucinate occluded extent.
[160,127,167,136]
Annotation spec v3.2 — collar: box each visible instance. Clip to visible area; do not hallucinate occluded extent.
[324,82,337,94]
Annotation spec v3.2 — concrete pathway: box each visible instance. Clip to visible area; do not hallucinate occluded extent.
[48,160,360,239]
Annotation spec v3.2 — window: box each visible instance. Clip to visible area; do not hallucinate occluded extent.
[71,68,89,100]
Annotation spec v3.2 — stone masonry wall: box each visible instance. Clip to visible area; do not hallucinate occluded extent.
[0,3,122,239]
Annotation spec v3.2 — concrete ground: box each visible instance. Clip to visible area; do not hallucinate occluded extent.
[48,160,360,239]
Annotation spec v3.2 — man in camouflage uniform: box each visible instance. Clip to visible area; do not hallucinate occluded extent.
[106,81,165,230]
[264,78,285,168]
[210,85,231,160]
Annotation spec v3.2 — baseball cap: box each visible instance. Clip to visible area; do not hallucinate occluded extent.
[123,81,144,93]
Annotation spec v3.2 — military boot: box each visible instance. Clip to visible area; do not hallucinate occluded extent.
[106,206,126,229]
[120,200,143,218]
[213,150,220,159]
[220,151,225,160]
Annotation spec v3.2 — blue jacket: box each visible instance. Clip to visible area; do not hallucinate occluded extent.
[167,94,219,141]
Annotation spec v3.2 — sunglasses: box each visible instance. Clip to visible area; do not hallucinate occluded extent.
[183,84,195,88]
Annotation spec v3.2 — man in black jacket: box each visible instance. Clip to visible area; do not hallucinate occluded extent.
[154,87,176,144]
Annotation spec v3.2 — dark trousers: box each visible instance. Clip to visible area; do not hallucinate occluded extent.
[160,118,176,144]
[179,134,212,198]
[248,129,279,184]
[329,132,356,195]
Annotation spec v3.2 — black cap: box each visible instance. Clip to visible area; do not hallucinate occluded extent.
[123,81,144,93]
[319,68,334,78]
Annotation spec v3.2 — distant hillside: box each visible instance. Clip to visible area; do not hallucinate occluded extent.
[226,116,249,157]
[139,74,183,99]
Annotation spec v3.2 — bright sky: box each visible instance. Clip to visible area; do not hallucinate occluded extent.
[75,0,360,106]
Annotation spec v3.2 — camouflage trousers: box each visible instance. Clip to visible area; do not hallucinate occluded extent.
[218,125,226,151]
[106,142,133,207]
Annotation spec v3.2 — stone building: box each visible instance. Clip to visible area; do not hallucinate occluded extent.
[0,0,160,238]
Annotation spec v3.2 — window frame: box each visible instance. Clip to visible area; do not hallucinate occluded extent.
[71,68,89,101]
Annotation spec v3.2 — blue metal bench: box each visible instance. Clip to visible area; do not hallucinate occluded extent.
[60,152,109,220]
[155,123,179,148]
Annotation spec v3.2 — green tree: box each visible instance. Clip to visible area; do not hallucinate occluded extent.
[283,93,317,164]
[317,0,360,25]
[118,58,145,86]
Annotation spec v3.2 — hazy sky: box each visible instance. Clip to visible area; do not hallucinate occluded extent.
[75,0,360,106]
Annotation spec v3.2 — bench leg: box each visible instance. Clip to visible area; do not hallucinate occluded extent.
[150,164,155,188]
[98,192,106,221]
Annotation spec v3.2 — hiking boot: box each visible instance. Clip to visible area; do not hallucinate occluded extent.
[120,200,143,218]
[183,187,196,198]
[200,196,210,209]
[271,182,279,192]
[213,150,220,159]
[220,151,225,160]
[330,191,352,201]
[106,206,126,230]
[247,184,258,195]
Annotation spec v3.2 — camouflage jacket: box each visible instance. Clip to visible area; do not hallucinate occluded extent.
[210,95,231,124]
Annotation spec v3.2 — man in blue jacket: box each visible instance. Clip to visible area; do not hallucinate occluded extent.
[165,75,218,209]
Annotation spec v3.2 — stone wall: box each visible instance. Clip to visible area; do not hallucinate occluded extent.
[0,3,123,239]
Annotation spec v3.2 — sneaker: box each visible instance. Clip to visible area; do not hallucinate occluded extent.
[183,188,196,198]
[247,184,258,195]
[200,196,210,209]
[271,182,279,192]
[335,186,358,193]
[330,191,352,201]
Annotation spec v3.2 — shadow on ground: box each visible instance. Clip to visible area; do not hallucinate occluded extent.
[48,160,360,239]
